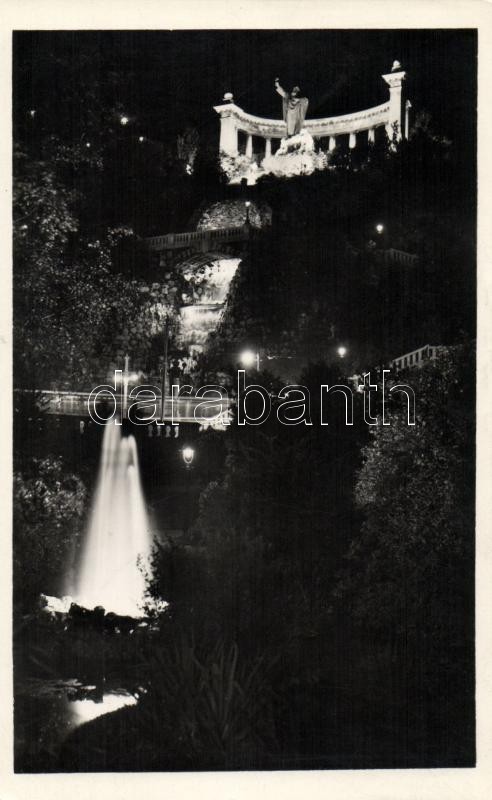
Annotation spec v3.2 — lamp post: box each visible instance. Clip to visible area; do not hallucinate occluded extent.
[160,317,170,423]
[337,346,347,359]
[123,354,130,418]
[240,349,260,371]
[375,223,384,234]
[245,200,251,224]
[182,446,195,533]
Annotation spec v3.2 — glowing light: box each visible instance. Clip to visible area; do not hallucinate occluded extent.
[178,258,240,351]
[86,142,91,148]
[73,421,151,616]
[376,223,384,234]
[182,447,195,466]
[70,692,137,726]
[138,135,145,142]
[120,115,129,126]
[240,349,259,370]
[337,346,347,358]
[113,370,141,384]
[29,109,36,118]
[245,201,251,208]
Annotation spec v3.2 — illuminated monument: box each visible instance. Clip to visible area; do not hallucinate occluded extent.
[214,61,410,183]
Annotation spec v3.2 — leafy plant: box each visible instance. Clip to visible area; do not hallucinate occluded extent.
[13,457,87,610]
[139,635,278,768]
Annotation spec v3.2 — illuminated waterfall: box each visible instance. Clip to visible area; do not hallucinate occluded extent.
[74,421,151,617]
[179,257,240,351]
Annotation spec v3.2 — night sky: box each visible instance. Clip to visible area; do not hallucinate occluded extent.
[14,29,476,153]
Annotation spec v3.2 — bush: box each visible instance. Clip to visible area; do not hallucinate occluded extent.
[135,635,279,769]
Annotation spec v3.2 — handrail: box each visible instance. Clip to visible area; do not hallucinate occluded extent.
[146,224,251,251]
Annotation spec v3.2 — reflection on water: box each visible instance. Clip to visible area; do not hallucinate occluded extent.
[68,684,137,725]
[14,678,139,771]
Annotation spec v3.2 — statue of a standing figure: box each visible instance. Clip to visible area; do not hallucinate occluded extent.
[275,78,309,137]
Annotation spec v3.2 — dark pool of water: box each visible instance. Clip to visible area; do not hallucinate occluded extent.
[15,677,140,772]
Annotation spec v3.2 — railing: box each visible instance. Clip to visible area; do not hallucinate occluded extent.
[214,100,391,141]
[390,345,442,371]
[375,248,419,267]
[14,388,234,427]
[146,224,251,252]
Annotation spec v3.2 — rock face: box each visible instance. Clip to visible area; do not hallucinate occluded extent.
[219,131,330,184]
[263,130,328,178]
[276,130,315,155]
[197,200,271,231]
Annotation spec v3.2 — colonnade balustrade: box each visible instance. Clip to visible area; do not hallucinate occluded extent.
[213,61,410,168]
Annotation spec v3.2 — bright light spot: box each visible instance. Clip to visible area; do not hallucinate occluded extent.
[182,447,195,466]
[337,346,347,358]
[245,201,251,208]
[86,142,91,148]
[120,115,129,126]
[240,350,256,368]
[70,692,137,726]
[29,109,36,118]
[74,422,151,617]
[20,224,28,231]
[113,370,141,384]
[376,223,384,233]
[138,135,145,142]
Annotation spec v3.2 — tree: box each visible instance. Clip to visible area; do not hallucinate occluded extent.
[13,457,87,611]
[333,342,475,748]
[13,144,142,389]
[148,362,365,666]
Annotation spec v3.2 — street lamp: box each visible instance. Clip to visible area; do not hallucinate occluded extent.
[375,223,384,234]
[182,446,195,467]
[337,346,347,358]
[240,349,260,371]
[245,200,251,224]
[120,115,129,126]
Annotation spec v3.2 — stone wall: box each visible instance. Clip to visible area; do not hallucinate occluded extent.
[196,199,271,231]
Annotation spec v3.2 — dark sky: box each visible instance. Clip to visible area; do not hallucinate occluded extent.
[14,29,476,150]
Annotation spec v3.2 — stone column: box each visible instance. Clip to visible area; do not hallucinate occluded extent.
[246,134,253,159]
[265,138,272,158]
[368,128,375,144]
[349,132,357,149]
[382,61,406,141]
[216,108,238,156]
[405,99,412,140]
[329,135,337,151]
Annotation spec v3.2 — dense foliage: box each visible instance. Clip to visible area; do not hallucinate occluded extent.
[13,34,476,769]
[13,457,87,610]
